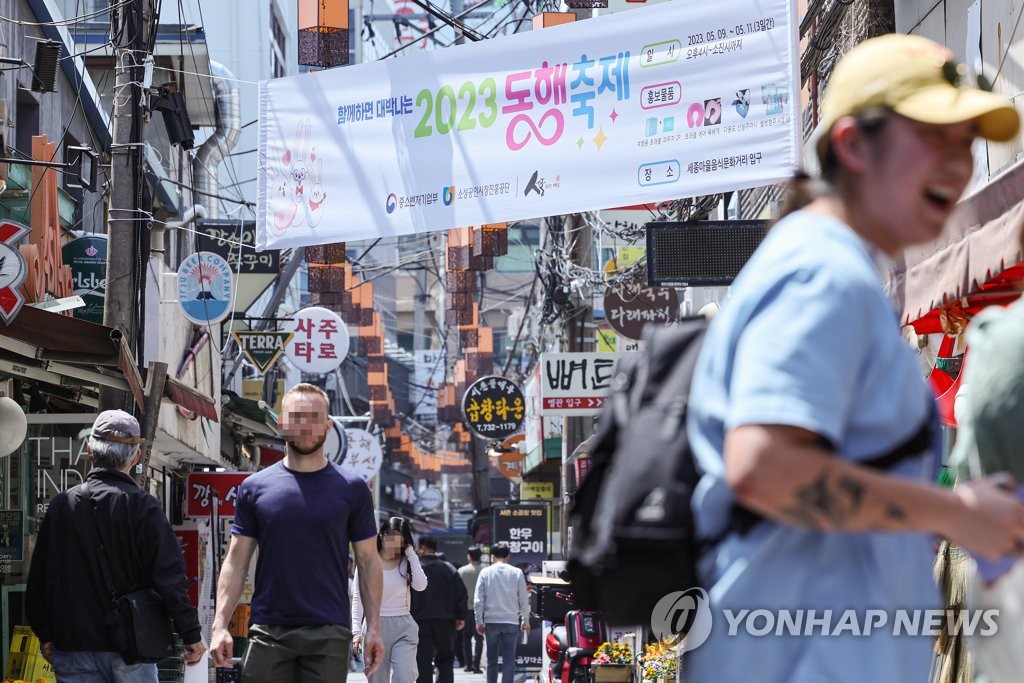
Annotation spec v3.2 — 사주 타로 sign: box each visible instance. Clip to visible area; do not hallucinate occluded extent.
[256,0,800,249]
[283,306,350,374]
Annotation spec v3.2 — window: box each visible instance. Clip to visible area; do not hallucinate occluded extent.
[15,89,39,158]
[495,223,539,273]
[270,5,287,78]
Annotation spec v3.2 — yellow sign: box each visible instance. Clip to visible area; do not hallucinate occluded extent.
[596,327,617,352]
[520,482,555,500]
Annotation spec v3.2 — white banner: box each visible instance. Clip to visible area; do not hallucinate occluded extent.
[257,0,800,250]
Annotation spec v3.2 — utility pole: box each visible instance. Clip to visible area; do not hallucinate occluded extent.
[561,212,593,551]
[101,0,156,412]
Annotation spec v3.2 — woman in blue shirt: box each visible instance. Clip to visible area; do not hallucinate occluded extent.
[686,34,1024,683]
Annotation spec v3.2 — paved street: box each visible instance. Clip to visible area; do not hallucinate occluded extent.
[347,665,539,683]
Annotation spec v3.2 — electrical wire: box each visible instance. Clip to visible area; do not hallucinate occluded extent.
[0,0,132,27]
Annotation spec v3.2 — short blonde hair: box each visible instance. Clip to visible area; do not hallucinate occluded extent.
[284,383,330,410]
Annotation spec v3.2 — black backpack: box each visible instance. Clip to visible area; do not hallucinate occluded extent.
[567,316,709,628]
[567,316,935,628]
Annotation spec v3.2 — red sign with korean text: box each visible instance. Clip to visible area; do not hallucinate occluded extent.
[185,472,252,517]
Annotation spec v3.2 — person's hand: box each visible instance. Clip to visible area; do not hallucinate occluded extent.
[39,642,54,664]
[456,620,465,631]
[210,626,235,668]
[182,639,207,666]
[363,629,385,676]
[521,623,530,632]
[947,475,1024,560]
[352,634,364,657]
[476,624,485,636]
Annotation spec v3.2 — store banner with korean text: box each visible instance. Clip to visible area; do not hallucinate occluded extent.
[256,0,799,250]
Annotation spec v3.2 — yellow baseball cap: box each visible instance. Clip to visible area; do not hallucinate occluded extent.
[817,33,1020,161]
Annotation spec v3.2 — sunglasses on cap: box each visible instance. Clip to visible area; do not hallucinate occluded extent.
[942,61,993,92]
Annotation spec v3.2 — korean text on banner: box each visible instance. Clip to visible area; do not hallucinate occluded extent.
[256,0,800,250]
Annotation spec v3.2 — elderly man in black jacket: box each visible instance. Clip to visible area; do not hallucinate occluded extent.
[26,409,205,681]
[411,536,467,683]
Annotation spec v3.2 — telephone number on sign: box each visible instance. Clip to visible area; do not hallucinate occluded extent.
[473,422,519,432]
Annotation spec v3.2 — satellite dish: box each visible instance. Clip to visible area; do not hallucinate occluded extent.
[0,397,27,457]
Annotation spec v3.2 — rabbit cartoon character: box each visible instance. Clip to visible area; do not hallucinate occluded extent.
[305,151,326,228]
[289,119,313,227]
[265,150,297,235]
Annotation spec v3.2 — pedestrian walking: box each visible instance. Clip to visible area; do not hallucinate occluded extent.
[352,517,428,683]
[685,33,1024,683]
[210,383,384,682]
[458,547,484,673]
[411,536,467,683]
[26,409,206,681]
[473,544,529,683]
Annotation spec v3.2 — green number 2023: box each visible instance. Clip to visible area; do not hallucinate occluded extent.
[414,77,498,138]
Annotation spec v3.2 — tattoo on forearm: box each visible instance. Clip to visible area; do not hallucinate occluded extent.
[778,471,867,530]
[885,504,907,522]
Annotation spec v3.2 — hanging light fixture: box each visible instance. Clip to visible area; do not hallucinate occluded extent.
[298,0,350,68]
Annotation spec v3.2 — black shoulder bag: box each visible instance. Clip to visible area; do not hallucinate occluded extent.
[81,482,176,664]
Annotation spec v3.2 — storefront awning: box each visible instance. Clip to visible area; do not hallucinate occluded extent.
[888,159,1024,331]
[0,306,216,419]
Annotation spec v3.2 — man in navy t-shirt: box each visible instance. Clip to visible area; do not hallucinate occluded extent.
[210,383,384,682]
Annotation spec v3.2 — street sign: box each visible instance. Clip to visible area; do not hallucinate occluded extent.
[493,504,549,573]
[177,251,234,325]
[196,219,279,274]
[232,330,295,374]
[186,472,252,517]
[342,428,383,481]
[461,375,526,440]
[419,486,443,511]
[520,482,555,500]
[284,306,350,374]
[0,221,30,325]
[62,235,107,324]
[539,352,626,415]
[603,283,678,340]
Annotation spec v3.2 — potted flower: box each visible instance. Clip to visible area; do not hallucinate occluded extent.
[592,641,634,683]
[638,637,680,683]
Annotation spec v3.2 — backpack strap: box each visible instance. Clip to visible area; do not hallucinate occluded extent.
[729,417,934,537]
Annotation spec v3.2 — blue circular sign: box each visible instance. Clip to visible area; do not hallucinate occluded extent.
[177,251,234,325]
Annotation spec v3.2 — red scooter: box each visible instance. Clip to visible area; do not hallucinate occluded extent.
[545,610,609,683]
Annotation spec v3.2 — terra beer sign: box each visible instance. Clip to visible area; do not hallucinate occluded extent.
[461,375,525,440]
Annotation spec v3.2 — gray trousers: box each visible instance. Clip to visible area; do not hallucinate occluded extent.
[242,623,351,683]
[371,614,420,683]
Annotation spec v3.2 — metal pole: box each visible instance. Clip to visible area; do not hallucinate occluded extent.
[101,0,153,412]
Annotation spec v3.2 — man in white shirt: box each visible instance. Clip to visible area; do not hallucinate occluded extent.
[474,544,529,683]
